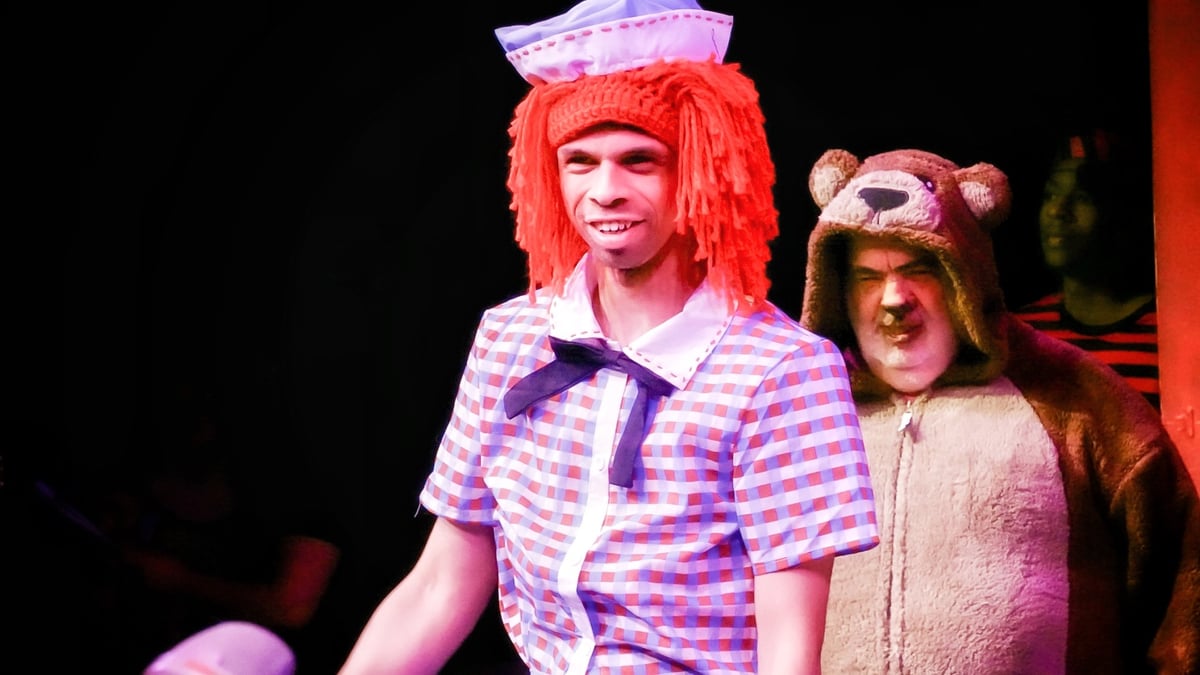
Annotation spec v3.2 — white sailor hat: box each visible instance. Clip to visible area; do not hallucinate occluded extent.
[495,0,733,85]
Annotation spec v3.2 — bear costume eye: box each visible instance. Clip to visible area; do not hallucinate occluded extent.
[916,176,936,192]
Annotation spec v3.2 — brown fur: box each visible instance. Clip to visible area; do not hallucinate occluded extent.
[1005,317,1200,673]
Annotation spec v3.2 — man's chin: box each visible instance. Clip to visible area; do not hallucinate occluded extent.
[875,361,939,394]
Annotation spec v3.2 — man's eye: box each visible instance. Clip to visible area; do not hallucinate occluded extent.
[561,155,596,170]
[623,153,667,170]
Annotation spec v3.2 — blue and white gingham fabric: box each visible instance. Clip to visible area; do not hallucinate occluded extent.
[421,257,878,674]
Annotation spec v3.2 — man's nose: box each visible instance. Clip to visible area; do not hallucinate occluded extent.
[1044,195,1070,219]
[881,276,911,308]
[588,162,626,205]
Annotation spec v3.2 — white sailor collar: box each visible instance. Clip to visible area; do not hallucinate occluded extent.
[547,255,732,390]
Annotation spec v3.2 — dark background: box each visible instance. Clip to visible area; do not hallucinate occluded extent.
[10,1,1149,672]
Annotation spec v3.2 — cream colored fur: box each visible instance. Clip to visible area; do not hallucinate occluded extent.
[823,378,1070,674]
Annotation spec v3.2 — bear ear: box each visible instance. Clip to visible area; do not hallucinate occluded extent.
[809,149,859,208]
[954,162,1012,231]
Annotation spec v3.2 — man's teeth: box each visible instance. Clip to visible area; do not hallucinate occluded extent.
[594,221,634,233]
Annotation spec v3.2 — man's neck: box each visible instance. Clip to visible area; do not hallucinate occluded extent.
[590,252,703,346]
[1061,276,1153,326]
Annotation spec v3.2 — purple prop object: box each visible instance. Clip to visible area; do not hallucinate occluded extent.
[142,621,295,675]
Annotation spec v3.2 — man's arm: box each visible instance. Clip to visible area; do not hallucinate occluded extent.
[338,517,499,675]
[754,555,835,675]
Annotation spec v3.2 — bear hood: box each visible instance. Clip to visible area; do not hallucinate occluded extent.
[800,148,1013,401]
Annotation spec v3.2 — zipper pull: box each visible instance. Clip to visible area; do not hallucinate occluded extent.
[897,398,914,433]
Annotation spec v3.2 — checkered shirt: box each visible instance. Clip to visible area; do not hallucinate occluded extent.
[421,260,878,674]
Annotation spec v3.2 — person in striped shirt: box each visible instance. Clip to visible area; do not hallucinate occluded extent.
[1013,127,1159,409]
[338,1,879,674]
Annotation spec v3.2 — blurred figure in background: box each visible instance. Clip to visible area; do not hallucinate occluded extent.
[1013,126,1159,409]
[94,379,344,673]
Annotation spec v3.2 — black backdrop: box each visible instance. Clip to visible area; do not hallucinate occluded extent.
[13,1,1148,671]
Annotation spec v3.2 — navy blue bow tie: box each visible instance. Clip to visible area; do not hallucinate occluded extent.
[503,337,675,487]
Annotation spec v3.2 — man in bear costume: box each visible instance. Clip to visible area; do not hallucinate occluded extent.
[801,147,1199,673]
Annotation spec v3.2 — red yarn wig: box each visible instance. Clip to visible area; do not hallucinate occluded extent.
[505,58,779,311]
